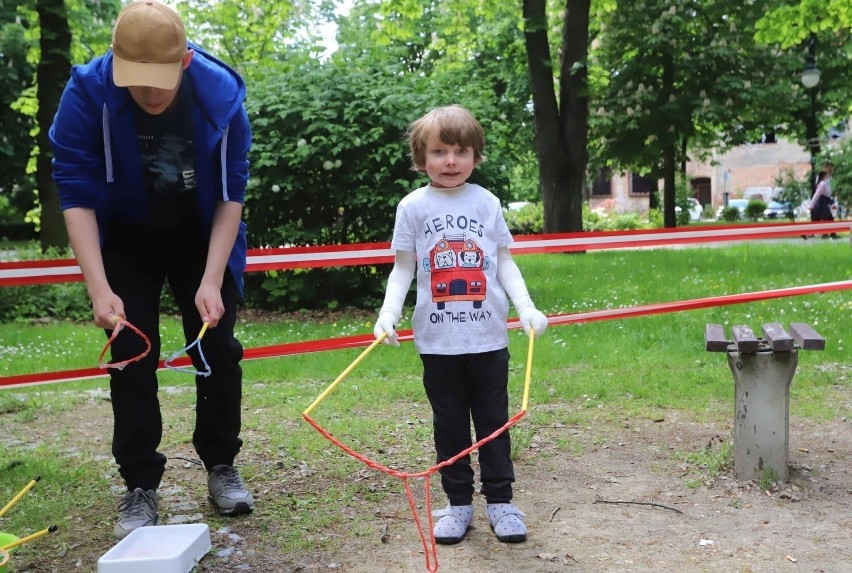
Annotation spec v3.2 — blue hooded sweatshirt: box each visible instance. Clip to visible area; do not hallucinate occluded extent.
[49,43,251,295]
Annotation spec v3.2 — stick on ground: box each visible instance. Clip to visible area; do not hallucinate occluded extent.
[593,496,683,514]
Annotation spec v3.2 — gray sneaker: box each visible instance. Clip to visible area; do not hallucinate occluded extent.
[114,488,158,540]
[207,465,254,515]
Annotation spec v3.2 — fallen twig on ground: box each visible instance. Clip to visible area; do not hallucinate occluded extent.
[593,495,683,514]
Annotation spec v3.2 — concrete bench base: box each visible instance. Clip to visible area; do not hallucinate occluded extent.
[706,322,824,482]
[727,350,797,481]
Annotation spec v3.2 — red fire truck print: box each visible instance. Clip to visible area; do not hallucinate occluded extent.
[423,234,489,310]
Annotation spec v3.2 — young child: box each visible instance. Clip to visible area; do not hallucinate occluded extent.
[373,104,548,544]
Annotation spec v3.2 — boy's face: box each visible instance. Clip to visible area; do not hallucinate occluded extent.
[423,132,477,189]
[126,50,194,116]
[128,83,181,115]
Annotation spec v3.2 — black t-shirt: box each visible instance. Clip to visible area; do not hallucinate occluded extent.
[135,76,199,228]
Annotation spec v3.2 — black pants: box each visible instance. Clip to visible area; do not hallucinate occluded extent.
[420,348,514,505]
[810,195,835,222]
[102,221,244,491]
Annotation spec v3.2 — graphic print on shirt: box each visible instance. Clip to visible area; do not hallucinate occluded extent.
[423,234,489,311]
[135,78,198,227]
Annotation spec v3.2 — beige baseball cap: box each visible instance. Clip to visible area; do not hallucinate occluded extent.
[111,0,187,89]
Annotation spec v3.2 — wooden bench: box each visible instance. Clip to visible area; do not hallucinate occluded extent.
[705,322,825,353]
[704,322,825,482]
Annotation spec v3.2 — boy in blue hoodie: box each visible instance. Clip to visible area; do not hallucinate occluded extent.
[49,0,253,539]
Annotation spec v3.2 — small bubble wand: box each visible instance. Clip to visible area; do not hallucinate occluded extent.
[164,322,212,377]
[98,317,152,370]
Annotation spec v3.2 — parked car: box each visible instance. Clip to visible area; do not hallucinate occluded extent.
[715,199,748,220]
[675,198,703,222]
[763,201,795,220]
[742,186,777,204]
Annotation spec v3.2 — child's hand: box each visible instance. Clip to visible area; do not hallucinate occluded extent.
[519,308,548,336]
[374,313,400,347]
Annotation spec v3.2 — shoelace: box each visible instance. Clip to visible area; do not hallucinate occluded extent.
[117,489,156,519]
[215,469,245,493]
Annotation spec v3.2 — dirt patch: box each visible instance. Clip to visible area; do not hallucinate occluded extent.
[318,411,851,573]
[2,386,850,573]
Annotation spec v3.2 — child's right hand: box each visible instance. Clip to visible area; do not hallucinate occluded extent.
[373,313,400,347]
[519,307,548,336]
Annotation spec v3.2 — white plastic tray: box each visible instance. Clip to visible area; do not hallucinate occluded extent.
[98,524,211,573]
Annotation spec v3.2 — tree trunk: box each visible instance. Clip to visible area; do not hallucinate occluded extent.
[558,0,589,233]
[523,0,589,233]
[662,141,676,228]
[805,89,821,193]
[36,0,71,251]
[661,50,676,227]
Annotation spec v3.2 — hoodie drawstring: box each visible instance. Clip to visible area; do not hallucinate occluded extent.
[220,125,229,201]
[102,104,114,183]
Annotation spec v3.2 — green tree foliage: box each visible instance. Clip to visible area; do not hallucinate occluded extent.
[240,0,537,309]
[590,0,802,227]
[773,166,810,210]
[0,1,36,217]
[337,0,536,200]
[821,140,852,213]
[755,0,852,49]
[10,0,119,249]
[5,0,850,286]
[243,51,513,309]
[175,0,334,78]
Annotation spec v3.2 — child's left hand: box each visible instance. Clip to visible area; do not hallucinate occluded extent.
[519,308,548,336]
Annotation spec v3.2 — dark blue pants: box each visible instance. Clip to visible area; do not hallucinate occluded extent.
[420,348,515,505]
[102,221,244,491]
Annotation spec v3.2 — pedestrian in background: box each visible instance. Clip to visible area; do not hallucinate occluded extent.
[808,168,838,238]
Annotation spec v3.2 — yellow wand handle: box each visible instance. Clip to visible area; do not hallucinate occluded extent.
[303,333,387,416]
[0,525,57,551]
[521,332,535,412]
[197,322,209,340]
[0,476,40,518]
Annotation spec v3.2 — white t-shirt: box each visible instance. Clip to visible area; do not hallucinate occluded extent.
[391,183,513,355]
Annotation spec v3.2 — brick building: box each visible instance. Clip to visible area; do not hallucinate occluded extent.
[589,138,820,217]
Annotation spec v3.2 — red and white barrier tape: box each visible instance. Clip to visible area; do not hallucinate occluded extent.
[2,279,849,389]
[1,221,847,287]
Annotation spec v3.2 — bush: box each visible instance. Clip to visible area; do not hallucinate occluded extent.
[0,243,181,322]
[504,203,543,234]
[720,206,741,222]
[745,200,767,221]
[774,167,810,209]
[0,282,92,323]
[244,56,514,310]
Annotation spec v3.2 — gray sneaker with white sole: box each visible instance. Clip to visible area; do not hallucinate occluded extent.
[207,464,254,515]
[114,488,158,540]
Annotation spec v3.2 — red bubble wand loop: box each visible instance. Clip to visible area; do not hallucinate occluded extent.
[98,317,152,370]
[303,331,537,572]
[164,322,212,377]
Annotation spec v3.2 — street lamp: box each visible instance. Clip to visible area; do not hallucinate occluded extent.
[800,50,820,88]
[800,34,820,194]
